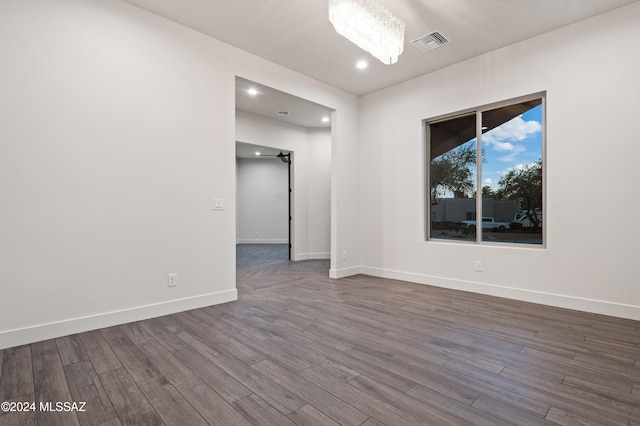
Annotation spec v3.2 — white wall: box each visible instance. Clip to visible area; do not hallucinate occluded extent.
[236,112,332,259]
[237,158,289,244]
[307,129,332,257]
[0,0,359,349]
[358,3,640,320]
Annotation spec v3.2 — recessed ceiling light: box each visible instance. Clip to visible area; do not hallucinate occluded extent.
[322,116,330,123]
[247,88,258,96]
[356,60,368,69]
[254,151,261,156]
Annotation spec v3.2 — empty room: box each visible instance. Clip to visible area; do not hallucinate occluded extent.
[1,0,639,424]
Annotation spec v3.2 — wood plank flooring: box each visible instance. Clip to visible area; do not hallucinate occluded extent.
[1,243,639,425]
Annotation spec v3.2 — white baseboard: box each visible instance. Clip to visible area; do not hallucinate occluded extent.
[236,239,288,244]
[329,266,362,279]
[295,252,331,261]
[0,289,237,350]
[330,265,640,321]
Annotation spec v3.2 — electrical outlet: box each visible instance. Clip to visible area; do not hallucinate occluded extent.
[213,198,224,210]
[474,261,482,272]
[342,251,348,261]
[168,273,178,287]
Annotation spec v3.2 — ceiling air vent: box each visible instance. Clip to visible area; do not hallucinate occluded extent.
[276,111,290,117]
[411,31,450,53]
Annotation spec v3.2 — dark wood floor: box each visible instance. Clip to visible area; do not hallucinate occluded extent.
[1,244,639,425]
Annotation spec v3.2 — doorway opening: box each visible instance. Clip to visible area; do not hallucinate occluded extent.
[236,143,292,260]
[235,76,333,270]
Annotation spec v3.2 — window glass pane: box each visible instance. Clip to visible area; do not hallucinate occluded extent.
[429,113,477,241]
[481,100,543,244]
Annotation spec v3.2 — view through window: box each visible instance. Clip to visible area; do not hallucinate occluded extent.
[427,94,544,245]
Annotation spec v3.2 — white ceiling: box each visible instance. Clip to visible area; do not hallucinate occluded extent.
[122,0,638,97]
[236,142,290,159]
[236,77,333,129]
[121,0,638,128]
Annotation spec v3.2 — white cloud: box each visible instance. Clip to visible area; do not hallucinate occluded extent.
[483,178,493,186]
[498,162,537,176]
[483,115,542,145]
[492,141,515,151]
[498,145,527,162]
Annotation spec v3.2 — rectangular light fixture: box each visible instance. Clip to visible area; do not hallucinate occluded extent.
[328,0,405,65]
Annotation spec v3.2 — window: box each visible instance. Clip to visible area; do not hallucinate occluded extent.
[426,94,544,245]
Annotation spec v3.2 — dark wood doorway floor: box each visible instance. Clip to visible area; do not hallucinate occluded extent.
[236,243,290,268]
[1,245,639,425]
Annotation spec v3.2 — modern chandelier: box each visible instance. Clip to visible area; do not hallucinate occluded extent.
[328,0,405,65]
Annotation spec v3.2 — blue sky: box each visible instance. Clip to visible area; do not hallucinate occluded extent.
[481,104,543,190]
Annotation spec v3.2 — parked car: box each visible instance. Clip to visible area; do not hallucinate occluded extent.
[461,217,510,232]
[512,209,543,229]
